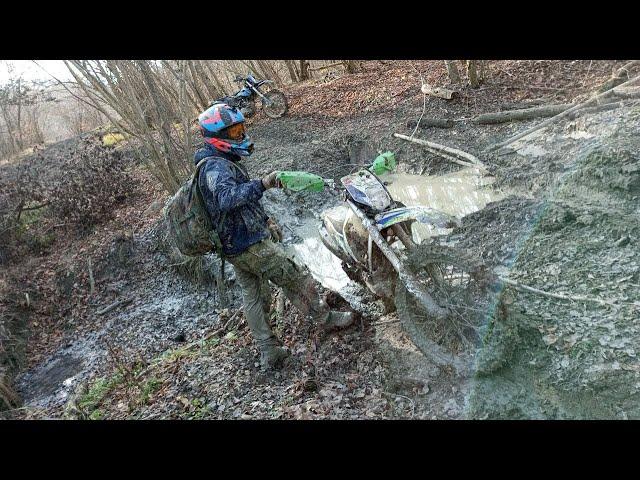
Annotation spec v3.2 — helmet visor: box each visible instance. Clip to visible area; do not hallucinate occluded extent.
[221,122,246,141]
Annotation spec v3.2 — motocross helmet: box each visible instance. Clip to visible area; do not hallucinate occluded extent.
[197,103,254,156]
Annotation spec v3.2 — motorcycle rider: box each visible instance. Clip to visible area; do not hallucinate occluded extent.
[194,103,354,369]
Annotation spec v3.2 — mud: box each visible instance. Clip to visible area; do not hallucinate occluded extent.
[465,105,640,419]
[5,61,636,419]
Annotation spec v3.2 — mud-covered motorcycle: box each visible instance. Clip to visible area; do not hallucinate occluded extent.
[215,74,288,119]
[316,154,495,372]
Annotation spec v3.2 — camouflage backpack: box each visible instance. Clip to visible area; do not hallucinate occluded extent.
[164,157,227,257]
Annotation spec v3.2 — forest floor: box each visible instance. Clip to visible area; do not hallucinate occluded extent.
[1,60,638,419]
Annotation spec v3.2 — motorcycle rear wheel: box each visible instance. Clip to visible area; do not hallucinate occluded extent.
[394,244,496,371]
[261,90,288,118]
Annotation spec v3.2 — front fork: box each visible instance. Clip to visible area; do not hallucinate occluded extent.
[347,201,448,320]
[250,85,272,105]
[391,223,444,287]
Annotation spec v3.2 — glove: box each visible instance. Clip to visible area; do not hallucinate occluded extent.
[261,171,282,190]
[267,218,283,243]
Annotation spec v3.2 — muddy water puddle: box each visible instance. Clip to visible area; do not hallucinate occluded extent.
[287,167,504,289]
[382,167,504,243]
[289,220,351,291]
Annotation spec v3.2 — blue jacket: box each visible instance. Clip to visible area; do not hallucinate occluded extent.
[194,146,270,255]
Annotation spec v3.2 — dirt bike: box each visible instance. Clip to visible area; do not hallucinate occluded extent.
[316,154,495,373]
[214,74,288,119]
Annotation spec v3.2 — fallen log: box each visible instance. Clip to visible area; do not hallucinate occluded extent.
[566,101,622,119]
[406,118,454,129]
[472,103,574,125]
[97,297,132,316]
[612,85,640,98]
[308,62,345,73]
[421,83,457,100]
[488,73,640,151]
[393,133,486,170]
[499,99,547,110]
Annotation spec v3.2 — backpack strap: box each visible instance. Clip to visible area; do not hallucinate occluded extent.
[193,157,227,255]
[193,155,246,256]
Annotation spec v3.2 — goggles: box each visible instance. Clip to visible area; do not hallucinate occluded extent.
[221,122,246,141]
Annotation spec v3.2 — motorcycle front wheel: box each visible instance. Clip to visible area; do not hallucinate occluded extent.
[261,90,288,118]
[394,244,496,371]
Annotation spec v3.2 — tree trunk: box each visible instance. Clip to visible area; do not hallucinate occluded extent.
[299,60,310,81]
[257,60,282,85]
[16,78,23,150]
[187,61,209,110]
[284,60,299,83]
[478,60,488,81]
[193,60,219,101]
[0,104,18,154]
[344,60,361,74]
[203,62,227,96]
[444,61,461,84]
[467,60,479,88]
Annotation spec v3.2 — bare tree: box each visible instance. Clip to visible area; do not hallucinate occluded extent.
[284,60,299,83]
[444,61,461,84]
[65,60,197,193]
[344,60,362,74]
[443,60,488,87]
[0,73,55,157]
[299,60,311,81]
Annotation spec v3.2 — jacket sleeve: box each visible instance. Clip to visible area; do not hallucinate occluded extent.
[205,161,265,213]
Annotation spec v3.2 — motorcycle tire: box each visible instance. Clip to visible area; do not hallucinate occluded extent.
[241,100,257,118]
[394,244,497,371]
[261,90,288,119]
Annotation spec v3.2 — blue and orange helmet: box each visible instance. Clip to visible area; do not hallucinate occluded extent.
[197,103,254,156]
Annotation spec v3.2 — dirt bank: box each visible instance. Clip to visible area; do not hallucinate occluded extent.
[465,105,640,419]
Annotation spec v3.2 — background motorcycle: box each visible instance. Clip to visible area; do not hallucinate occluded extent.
[215,74,288,119]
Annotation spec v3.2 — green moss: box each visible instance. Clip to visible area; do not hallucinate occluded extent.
[89,409,104,420]
[140,377,163,404]
[161,346,197,363]
[77,373,124,413]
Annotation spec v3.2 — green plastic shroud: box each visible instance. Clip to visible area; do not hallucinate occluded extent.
[369,151,396,175]
[276,171,325,192]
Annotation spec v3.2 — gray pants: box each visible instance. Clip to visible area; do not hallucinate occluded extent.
[226,239,330,349]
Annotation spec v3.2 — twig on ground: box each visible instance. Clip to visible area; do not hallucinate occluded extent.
[409,62,427,138]
[371,319,401,326]
[97,297,133,316]
[182,307,244,353]
[499,276,617,306]
[382,391,416,417]
[88,258,95,295]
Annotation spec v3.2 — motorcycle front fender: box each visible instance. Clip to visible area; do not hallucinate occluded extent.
[374,206,459,230]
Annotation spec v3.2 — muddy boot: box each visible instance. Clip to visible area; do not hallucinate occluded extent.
[259,344,290,370]
[322,310,355,330]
